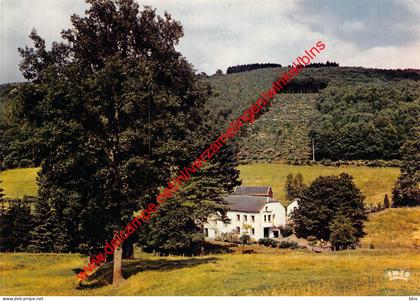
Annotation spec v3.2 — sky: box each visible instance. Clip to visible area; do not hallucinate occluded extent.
[1,0,420,84]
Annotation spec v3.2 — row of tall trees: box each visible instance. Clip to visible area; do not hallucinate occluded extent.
[226,63,282,74]
[15,0,240,286]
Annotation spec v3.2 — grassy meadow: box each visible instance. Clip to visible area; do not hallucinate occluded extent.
[0,167,39,199]
[362,208,420,248]
[0,164,399,207]
[0,209,419,296]
[0,165,418,296]
[239,163,399,206]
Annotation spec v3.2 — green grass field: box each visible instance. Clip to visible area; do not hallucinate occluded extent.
[362,208,420,248]
[239,163,399,206]
[0,167,39,199]
[1,243,419,295]
[0,164,399,207]
[0,163,417,296]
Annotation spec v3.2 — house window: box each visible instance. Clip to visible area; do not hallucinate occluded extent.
[251,215,255,222]
[265,206,268,211]
[237,214,240,221]
[264,215,267,222]
[204,228,209,237]
[251,228,255,235]
[236,226,240,233]
[243,215,247,221]
[268,215,271,222]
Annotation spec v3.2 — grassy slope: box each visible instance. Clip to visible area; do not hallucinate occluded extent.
[362,208,420,248]
[0,165,399,206]
[239,163,399,206]
[0,165,417,296]
[0,167,39,199]
[1,244,419,295]
[0,208,420,295]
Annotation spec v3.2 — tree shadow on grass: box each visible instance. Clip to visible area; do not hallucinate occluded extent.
[76,256,218,290]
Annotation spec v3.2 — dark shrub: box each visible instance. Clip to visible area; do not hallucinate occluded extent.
[278,241,298,249]
[19,159,33,168]
[258,238,277,247]
[280,225,293,237]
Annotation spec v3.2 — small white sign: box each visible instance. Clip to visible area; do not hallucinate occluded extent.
[384,269,410,281]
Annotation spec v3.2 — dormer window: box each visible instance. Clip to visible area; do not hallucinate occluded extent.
[265,206,268,211]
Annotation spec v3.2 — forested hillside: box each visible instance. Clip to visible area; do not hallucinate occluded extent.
[1,66,419,168]
[205,67,420,162]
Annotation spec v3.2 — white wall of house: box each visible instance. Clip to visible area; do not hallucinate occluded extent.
[286,199,299,222]
[205,201,287,240]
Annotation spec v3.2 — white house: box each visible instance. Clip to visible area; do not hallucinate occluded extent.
[204,186,297,240]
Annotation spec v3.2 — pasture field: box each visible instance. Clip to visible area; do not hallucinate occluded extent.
[0,164,399,207]
[239,163,399,206]
[0,248,419,296]
[0,208,419,296]
[0,167,39,199]
[361,208,420,248]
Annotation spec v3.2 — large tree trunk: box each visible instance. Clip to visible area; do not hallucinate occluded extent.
[112,246,124,286]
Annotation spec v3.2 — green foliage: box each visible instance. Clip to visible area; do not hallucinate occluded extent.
[239,234,251,244]
[204,67,419,162]
[284,173,307,202]
[16,0,241,263]
[239,234,251,253]
[139,150,241,255]
[0,198,34,252]
[329,215,357,250]
[279,225,293,237]
[278,241,298,249]
[0,84,44,170]
[29,195,69,253]
[0,183,10,251]
[16,0,220,259]
[311,83,419,160]
[292,173,367,244]
[217,231,240,243]
[257,238,277,247]
[392,139,420,207]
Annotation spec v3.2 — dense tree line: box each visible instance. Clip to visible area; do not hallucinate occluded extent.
[287,61,339,68]
[282,78,328,93]
[310,82,420,160]
[226,63,282,74]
